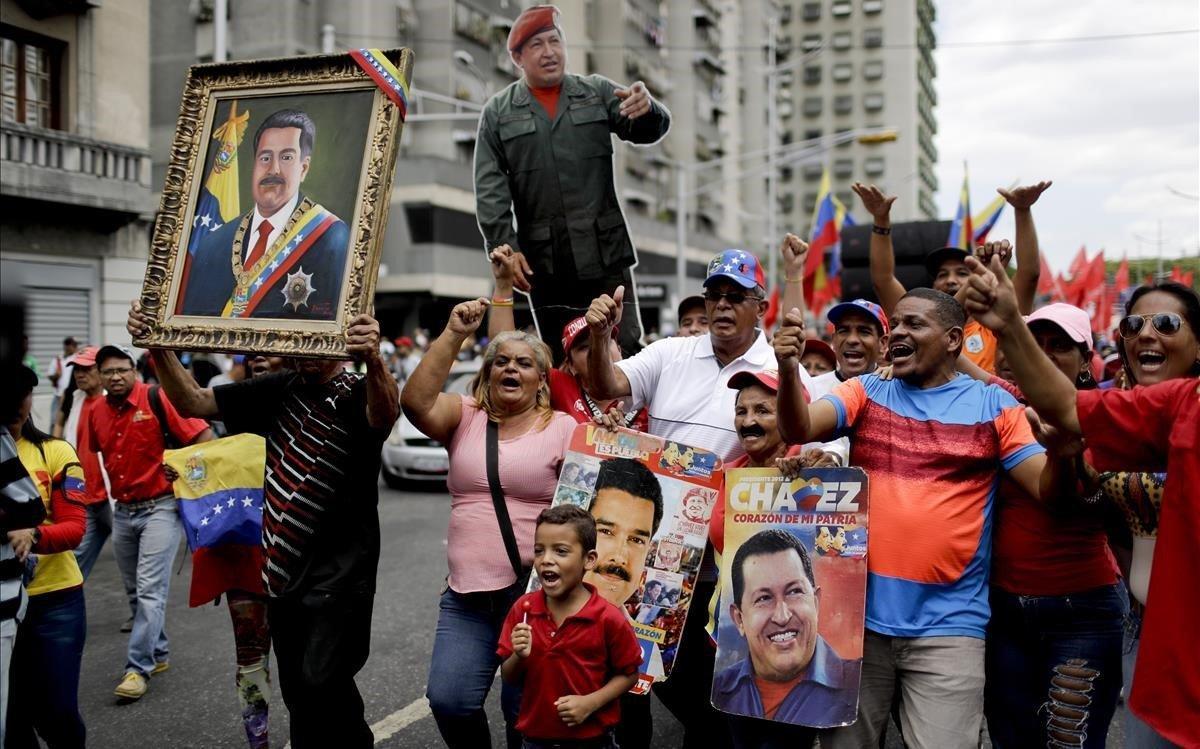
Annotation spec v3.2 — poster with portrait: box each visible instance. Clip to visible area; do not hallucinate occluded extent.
[712,467,869,728]
[532,424,724,695]
[133,49,412,358]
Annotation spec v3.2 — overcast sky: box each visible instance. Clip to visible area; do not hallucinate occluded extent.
[931,0,1199,273]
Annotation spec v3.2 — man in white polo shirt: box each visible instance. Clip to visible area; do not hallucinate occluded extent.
[584,249,816,461]
[583,248,821,749]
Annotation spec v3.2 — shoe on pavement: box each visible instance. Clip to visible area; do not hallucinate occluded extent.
[114,672,147,701]
[120,617,133,633]
[152,661,169,675]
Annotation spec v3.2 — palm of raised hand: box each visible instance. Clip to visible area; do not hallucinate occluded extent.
[998,181,1052,210]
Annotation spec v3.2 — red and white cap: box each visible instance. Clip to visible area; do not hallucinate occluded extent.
[561,316,617,354]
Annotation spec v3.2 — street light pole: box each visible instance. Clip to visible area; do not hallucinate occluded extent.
[213,0,228,62]
[766,14,778,289]
[676,167,688,306]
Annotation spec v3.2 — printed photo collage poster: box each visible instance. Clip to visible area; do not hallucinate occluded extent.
[534,424,724,695]
[712,467,869,728]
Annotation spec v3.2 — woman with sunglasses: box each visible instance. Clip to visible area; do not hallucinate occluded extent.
[1100,281,1199,748]
[962,260,1200,748]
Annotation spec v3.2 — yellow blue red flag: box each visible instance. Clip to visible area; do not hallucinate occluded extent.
[164,433,265,553]
[187,101,248,256]
[947,163,973,250]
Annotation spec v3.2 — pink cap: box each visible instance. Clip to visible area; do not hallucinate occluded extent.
[71,345,99,367]
[1024,303,1092,346]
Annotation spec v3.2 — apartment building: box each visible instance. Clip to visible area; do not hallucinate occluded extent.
[0,0,154,411]
[778,0,937,232]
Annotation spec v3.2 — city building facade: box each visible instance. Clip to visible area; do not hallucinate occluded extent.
[778,0,937,231]
[1,0,154,417]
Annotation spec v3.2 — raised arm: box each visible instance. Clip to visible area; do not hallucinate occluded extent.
[400,299,488,444]
[128,301,219,420]
[582,287,632,400]
[962,255,1081,434]
[486,245,518,341]
[774,308,841,444]
[998,180,1052,315]
[346,313,400,431]
[852,183,906,314]
[779,233,809,322]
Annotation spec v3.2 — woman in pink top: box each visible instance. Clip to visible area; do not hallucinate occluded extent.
[401,298,575,749]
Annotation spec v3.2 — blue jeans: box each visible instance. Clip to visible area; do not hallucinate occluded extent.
[427,582,525,749]
[111,498,180,676]
[4,586,87,748]
[985,584,1124,749]
[73,501,112,581]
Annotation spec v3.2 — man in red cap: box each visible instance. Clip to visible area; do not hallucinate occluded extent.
[475,3,672,363]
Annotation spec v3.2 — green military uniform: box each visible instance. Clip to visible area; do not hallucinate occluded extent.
[474,72,671,360]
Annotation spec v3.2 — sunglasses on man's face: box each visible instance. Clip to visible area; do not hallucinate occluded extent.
[1118,312,1187,340]
[703,290,762,306]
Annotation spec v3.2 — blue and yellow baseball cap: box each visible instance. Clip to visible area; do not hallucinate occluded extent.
[827,298,889,336]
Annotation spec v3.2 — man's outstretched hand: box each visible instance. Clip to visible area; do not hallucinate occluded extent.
[963,254,1021,332]
[998,181,1052,211]
[614,81,652,119]
[851,183,897,223]
[127,299,152,340]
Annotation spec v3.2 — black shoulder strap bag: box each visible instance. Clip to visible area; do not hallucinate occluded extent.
[485,419,531,591]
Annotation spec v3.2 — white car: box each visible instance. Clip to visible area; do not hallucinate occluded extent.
[381,361,479,489]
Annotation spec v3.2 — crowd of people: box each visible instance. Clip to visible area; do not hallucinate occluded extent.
[2,4,1198,749]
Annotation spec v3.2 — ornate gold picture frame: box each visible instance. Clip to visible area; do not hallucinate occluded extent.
[134,48,412,358]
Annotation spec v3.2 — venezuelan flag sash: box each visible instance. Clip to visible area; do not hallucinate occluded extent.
[350,48,409,120]
[221,203,338,318]
[165,434,266,552]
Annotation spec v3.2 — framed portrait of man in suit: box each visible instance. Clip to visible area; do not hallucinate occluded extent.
[134,49,412,358]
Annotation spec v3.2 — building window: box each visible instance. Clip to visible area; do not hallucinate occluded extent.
[864,156,885,176]
[804,128,823,141]
[804,65,821,84]
[803,162,824,180]
[864,92,885,111]
[803,193,819,214]
[802,2,821,20]
[864,28,884,48]
[781,165,795,182]
[834,126,853,147]
[833,95,853,115]
[802,34,822,52]
[1,34,58,128]
[453,2,493,46]
[779,192,795,214]
[832,63,852,82]
[863,60,884,80]
[833,158,854,178]
[802,96,823,116]
[832,0,852,17]
[863,0,883,13]
[832,31,852,50]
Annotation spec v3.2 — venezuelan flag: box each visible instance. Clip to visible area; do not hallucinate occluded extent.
[971,190,1008,245]
[947,163,973,250]
[165,433,265,551]
[186,101,249,255]
[806,169,840,280]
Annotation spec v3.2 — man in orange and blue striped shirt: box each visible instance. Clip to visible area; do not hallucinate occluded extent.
[775,288,1050,749]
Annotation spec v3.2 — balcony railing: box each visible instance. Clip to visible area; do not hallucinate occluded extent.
[0,121,153,215]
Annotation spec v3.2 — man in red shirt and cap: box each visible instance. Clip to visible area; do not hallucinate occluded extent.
[474,4,672,363]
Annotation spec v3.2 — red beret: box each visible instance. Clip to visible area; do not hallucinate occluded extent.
[507,5,562,52]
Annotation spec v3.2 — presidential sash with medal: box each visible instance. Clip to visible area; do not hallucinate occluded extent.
[221,198,340,318]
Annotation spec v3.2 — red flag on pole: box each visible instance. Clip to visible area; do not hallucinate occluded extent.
[1037,252,1067,302]
[1068,246,1089,281]
[1114,257,1130,294]
[762,285,781,331]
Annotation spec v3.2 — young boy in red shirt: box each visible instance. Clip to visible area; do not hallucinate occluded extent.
[498,505,644,748]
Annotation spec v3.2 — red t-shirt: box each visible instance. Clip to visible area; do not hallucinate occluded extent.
[984,377,1117,595]
[549,369,648,432]
[497,585,643,741]
[88,381,210,502]
[1077,379,1199,748]
[75,394,109,505]
[530,83,562,119]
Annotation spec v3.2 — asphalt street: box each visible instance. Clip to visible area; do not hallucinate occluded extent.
[73,483,1126,748]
